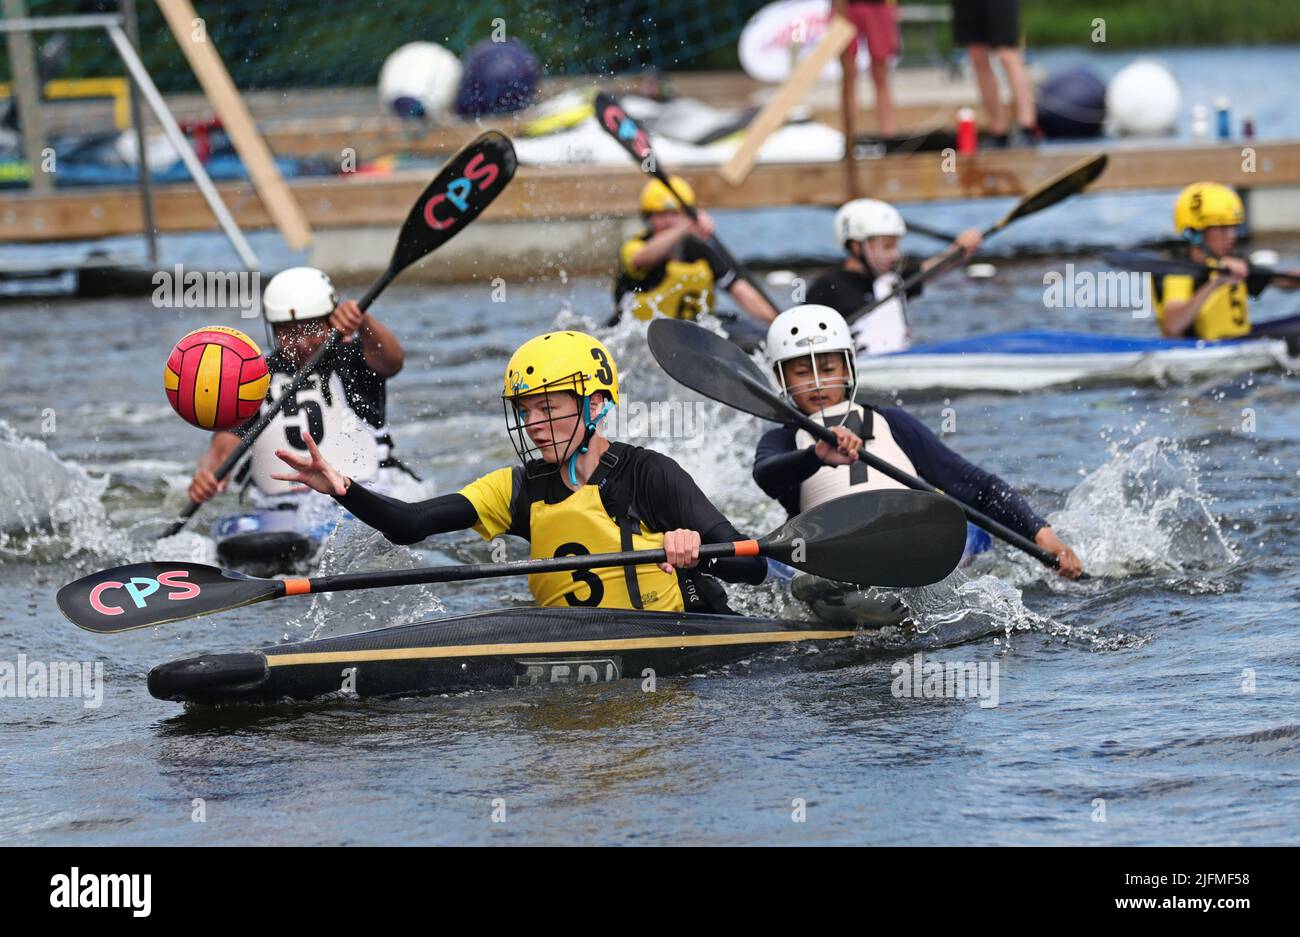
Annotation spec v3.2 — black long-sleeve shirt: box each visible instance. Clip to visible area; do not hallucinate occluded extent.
[336,442,766,588]
[752,406,1047,540]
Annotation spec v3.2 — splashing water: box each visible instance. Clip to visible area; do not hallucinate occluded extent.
[0,421,116,560]
[1045,437,1237,578]
[282,516,447,643]
[898,569,1146,651]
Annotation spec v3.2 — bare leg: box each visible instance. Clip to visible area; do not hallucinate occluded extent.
[967,43,1006,135]
[840,43,862,197]
[870,58,895,138]
[995,46,1036,129]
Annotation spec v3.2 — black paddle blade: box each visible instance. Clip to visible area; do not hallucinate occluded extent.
[647,318,791,424]
[762,490,967,587]
[388,130,518,277]
[595,91,654,163]
[57,563,283,633]
[997,153,1108,230]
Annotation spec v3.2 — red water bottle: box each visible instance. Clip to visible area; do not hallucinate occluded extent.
[956,107,977,155]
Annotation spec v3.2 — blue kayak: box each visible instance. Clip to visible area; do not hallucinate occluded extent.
[856,329,1297,392]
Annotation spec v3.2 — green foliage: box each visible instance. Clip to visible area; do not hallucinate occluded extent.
[1,0,1297,94]
[1020,0,1300,46]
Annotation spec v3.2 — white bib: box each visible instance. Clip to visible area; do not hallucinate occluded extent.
[852,271,912,356]
[247,369,379,496]
[794,401,917,512]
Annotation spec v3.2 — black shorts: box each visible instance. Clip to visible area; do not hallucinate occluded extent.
[952,0,1020,48]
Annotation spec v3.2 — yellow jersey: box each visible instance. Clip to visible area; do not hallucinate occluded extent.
[612,233,735,322]
[458,443,746,612]
[1153,269,1268,340]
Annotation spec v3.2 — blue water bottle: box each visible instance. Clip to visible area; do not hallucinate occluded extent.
[1215,97,1231,140]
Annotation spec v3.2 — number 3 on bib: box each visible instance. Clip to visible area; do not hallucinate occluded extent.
[554,542,604,607]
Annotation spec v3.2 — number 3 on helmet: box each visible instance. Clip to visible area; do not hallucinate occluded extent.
[502,331,619,405]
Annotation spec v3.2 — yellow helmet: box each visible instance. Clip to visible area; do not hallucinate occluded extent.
[503,330,619,405]
[639,175,696,215]
[1174,182,1244,235]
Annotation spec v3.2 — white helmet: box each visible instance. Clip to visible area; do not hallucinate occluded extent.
[378,41,462,120]
[765,304,857,405]
[833,198,906,247]
[262,267,337,324]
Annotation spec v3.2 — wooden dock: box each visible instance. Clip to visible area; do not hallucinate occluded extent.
[4,66,1298,280]
[4,139,1297,238]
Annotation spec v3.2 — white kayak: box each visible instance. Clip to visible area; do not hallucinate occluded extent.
[856,329,1300,393]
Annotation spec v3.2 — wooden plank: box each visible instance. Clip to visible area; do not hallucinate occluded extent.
[4,141,1300,242]
[154,0,313,250]
[259,105,961,160]
[720,16,858,186]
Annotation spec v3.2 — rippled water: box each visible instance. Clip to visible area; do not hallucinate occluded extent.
[3,221,1300,845]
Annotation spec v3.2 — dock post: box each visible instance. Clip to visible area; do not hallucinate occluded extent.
[120,0,158,266]
[3,0,51,193]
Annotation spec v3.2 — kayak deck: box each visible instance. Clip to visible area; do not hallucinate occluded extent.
[148,606,857,706]
[211,507,340,575]
[856,329,1298,392]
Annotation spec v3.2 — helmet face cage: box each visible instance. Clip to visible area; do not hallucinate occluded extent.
[775,350,858,425]
[503,372,590,478]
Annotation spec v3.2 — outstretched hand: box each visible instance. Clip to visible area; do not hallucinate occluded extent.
[271,433,349,496]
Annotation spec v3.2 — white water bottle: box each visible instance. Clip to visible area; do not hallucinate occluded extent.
[1190,104,1209,141]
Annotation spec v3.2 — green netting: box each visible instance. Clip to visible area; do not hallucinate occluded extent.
[2,0,780,92]
[5,0,1299,96]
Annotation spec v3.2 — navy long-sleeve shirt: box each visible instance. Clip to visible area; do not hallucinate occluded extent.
[752,406,1047,540]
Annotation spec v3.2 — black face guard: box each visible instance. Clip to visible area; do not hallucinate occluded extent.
[503,376,591,479]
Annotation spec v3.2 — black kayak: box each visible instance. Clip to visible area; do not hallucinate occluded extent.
[148,606,857,706]
[211,507,333,576]
[789,574,910,629]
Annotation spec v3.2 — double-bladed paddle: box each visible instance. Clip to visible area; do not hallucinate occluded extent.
[1103,249,1300,287]
[1103,250,1300,339]
[59,489,966,633]
[593,91,781,315]
[160,131,519,538]
[848,153,1110,324]
[647,317,1084,577]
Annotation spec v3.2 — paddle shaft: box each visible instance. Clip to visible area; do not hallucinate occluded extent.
[160,269,395,538]
[593,94,779,314]
[740,373,1066,571]
[286,540,759,597]
[850,154,1107,322]
[1105,249,1300,285]
[903,219,957,242]
[848,217,1022,324]
[653,170,781,314]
